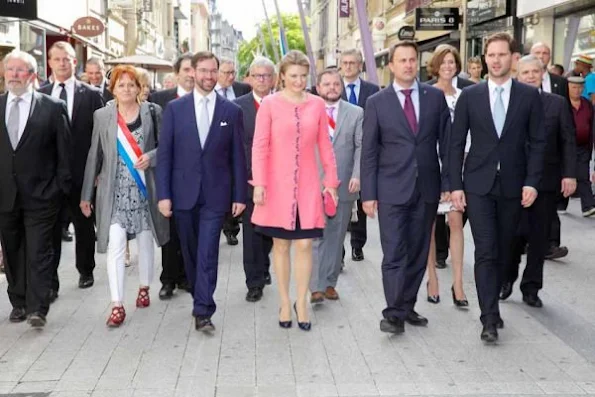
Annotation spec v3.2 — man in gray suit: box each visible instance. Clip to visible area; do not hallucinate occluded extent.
[311,68,363,303]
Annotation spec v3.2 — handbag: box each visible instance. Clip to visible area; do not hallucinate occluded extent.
[323,190,337,218]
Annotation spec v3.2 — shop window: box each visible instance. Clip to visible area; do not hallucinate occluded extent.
[554,8,595,67]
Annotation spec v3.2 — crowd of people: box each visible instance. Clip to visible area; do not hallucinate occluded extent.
[1,31,594,344]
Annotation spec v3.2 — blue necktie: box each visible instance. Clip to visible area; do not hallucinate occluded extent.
[493,86,505,137]
[348,83,357,105]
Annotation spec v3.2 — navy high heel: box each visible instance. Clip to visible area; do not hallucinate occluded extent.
[294,302,311,331]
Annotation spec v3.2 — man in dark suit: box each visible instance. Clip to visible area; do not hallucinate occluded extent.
[148,53,195,300]
[234,56,275,302]
[340,48,380,262]
[450,33,546,343]
[85,57,113,102]
[214,58,251,246]
[39,41,104,296]
[500,55,576,307]
[0,50,71,327]
[156,51,247,332]
[361,41,450,335]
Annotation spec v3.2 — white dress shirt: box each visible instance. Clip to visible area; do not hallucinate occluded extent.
[542,72,552,93]
[51,75,76,119]
[193,88,217,133]
[451,76,459,90]
[177,85,191,98]
[344,77,361,103]
[392,80,420,121]
[488,77,512,114]
[215,83,236,100]
[5,89,33,141]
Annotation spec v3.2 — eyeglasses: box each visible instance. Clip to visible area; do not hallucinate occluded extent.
[251,73,273,80]
[196,68,219,75]
[220,70,236,76]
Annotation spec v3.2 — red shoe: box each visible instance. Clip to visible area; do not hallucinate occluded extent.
[136,287,150,308]
[106,306,125,327]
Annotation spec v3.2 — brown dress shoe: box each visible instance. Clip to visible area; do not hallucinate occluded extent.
[311,292,325,303]
[325,287,339,300]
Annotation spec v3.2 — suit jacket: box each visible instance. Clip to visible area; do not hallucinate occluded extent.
[321,100,363,202]
[449,80,546,198]
[81,103,169,252]
[548,72,569,101]
[361,83,451,205]
[232,81,252,98]
[101,87,114,103]
[149,88,177,110]
[539,91,576,192]
[156,92,247,212]
[0,92,71,211]
[341,78,380,109]
[426,76,475,89]
[234,92,258,181]
[38,80,104,187]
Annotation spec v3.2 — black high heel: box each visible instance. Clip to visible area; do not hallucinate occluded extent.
[279,308,292,329]
[293,302,311,331]
[427,281,440,304]
[451,286,469,307]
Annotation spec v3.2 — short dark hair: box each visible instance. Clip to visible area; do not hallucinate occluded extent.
[317,67,340,85]
[389,41,419,63]
[174,53,194,74]
[191,51,219,69]
[484,32,517,55]
[552,64,565,74]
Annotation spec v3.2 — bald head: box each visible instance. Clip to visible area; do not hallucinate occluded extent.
[530,42,551,69]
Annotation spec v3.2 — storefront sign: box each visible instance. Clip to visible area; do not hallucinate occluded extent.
[398,26,416,41]
[142,0,152,12]
[0,0,37,20]
[339,0,350,18]
[468,0,508,25]
[415,8,460,31]
[72,16,105,38]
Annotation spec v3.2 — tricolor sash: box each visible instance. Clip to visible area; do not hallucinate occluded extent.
[116,113,148,198]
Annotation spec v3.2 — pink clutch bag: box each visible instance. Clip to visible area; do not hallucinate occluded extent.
[323,191,337,217]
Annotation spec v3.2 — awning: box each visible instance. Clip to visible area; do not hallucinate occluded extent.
[174,7,187,20]
[104,54,173,70]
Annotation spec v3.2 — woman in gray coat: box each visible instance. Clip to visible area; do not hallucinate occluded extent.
[80,65,169,327]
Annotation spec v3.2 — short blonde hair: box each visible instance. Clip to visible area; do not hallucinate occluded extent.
[48,41,76,59]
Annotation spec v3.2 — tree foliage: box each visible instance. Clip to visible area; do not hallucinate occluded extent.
[237,14,307,78]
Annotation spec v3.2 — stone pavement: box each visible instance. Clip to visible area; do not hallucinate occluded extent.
[0,199,595,397]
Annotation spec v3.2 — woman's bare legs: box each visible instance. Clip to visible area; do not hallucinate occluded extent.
[426,221,440,300]
[273,238,292,321]
[448,211,466,300]
[294,238,313,322]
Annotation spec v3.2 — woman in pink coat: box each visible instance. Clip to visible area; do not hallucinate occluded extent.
[252,50,339,331]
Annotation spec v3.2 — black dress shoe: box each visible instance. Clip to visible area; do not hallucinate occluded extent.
[481,324,498,343]
[523,294,543,308]
[9,307,26,323]
[436,259,447,269]
[499,281,513,300]
[380,317,404,334]
[264,273,272,285]
[246,287,263,302]
[177,281,191,292]
[351,248,364,261]
[49,289,59,304]
[159,284,175,300]
[225,233,239,246]
[61,228,73,242]
[28,312,47,328]
[405,310,428,326]
[78,275,94,289]
[195,317,215,332]
[545,246,568,260]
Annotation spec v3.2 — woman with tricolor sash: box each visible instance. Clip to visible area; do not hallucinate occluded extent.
[80,65,169,327]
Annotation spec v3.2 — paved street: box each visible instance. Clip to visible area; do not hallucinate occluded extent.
[0,199,595,397]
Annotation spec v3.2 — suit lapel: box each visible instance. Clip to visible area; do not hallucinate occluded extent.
[202,94,224,152]
[186,93,202,153]
[72,80,84,122]
[15,91,39,151]
[333,101,348,144]
[480,83,499,139]
[417,84,428,138]
[357,81,366,107]
[140,103,151,149]
[500,80,520,139]
[0,94,8,145]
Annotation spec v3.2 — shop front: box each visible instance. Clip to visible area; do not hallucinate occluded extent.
[466,0,516,58]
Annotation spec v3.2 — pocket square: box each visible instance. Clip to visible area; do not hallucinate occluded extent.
[220,121,228,126]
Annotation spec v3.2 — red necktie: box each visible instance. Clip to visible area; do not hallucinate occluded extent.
[254,99,260,112]
[401,89,418,134]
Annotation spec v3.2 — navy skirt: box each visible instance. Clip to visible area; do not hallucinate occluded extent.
[255,208,323,240]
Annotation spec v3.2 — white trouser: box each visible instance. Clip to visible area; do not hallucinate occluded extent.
[107,224,154,303]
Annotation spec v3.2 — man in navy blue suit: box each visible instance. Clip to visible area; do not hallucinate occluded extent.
[361,41,450,335]
[156,51,247,332]
[450,33,546,343]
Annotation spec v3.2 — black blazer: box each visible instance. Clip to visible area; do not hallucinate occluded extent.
[0,92,72,211]
[102,87,114,103]
[361,83,450,205]
[341,78,380,109]
[234,92,257,180]
[449,80,546,198]
[548,72,569,101]
[233,81,252,98]
[38,80,104,187]
[426,76,475,89]
[539,91,576,192]
[148,88,178,110]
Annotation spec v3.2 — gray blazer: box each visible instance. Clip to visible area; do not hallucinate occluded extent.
[320,100,363,202]
[81,102,169,253]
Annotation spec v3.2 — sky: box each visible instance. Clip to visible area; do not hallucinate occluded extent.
[216,0,299,40]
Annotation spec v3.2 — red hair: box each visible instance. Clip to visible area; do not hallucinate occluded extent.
[108,65,141,93]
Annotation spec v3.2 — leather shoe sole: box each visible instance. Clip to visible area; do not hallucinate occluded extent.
[380,319,404,334]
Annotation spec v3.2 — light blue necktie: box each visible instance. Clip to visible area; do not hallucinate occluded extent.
[348,83,357,105]
[493,86,505,137]
[198,97,210,147]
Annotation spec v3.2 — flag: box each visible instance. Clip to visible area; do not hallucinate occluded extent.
[279,28,287,56]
